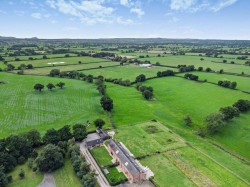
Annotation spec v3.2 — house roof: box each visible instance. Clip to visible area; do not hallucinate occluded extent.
[109,139,144,176]
[86,138,103,147]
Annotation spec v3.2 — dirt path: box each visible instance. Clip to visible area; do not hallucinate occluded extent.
[37,173,56,187]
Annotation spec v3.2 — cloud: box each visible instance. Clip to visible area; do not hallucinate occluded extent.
[169,0,238,12]
[116,17,134,25]
[211,0,238,12]
[46,0,115,24]
[130,7,145,17]
[31,13,51,19]
[120,0,129,6]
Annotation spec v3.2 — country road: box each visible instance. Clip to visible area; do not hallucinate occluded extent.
[79,142,110,187]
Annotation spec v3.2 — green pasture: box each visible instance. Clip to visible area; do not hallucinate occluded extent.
[143,55,250,74]
[114,121,186,157]
[179,71,250,92]
[0,72,109,138]
[9,56,110,68]
[14,61,119,75]
[81,64,177,81]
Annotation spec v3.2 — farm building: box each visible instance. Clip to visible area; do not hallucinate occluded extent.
[107,139,147,183]
[139,64,152,68]
[86,128,110,148]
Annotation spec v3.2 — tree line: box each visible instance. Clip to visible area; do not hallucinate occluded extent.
[33,82,65,92]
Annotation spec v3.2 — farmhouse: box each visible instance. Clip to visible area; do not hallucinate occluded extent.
[86,128,110,148]
[107,139,147,183]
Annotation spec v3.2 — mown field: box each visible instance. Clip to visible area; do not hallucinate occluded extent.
[81,64,177,81]
[0,72,109,138]
[9,56,110,68]
[106,77,250,159]
[13,61,119,75]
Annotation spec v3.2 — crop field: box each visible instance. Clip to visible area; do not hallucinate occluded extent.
[114,121,187,157]
[9,56,110,68]
[14,61,119,75]
[179,71,250,92]
[0,73,109,138]
[143,55,250,74]
[81,64,177,81]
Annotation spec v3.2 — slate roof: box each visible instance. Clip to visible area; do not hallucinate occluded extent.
[86,138,103,147]
[109,139,144,176]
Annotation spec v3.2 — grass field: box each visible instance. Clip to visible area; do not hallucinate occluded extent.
[0,72,109,138]
[105,167,127,185]
[13,61,119,75]
[80,64,177,81]
[114,121,186,157]
[143,55,250,74]
[10,56,110,68]
[90,146,113,167]
[106,77,250,159]
[179,71,250,92]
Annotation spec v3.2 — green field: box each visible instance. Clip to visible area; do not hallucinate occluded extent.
[81,64,177,81]
[106,77,250,159]
[105,167,127,185]
[143,55,250,74]
[9,56,110,68]
[179,71,250,92]
[13,61,119,75]
[0,73,109,138]
[114,121,186,157]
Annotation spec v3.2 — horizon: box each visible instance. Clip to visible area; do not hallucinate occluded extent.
[0,0,250,40]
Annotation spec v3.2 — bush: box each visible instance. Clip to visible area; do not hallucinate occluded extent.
[19,169,25,179]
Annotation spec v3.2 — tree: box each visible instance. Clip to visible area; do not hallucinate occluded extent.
[19,169,25,179]
[0,166,8,187]
[205,67,211,72]
[18,64,26,70]
[94,119,105,128]
[49,69,60,77]
[56,82,65,89]
[205,113,225,135]
[72,124,87,141]
[223,60,227,63]
[219,106,240,121]
[97,84,106,95]
[24,129,41,147]
[135,74,146,82]
[58,125,72,141]
[184,115,192,126]
[142,90,153,100]
[47,83,55,90]
[34,83,44,92]
[233,99,250,112]
[26,64,33,69]
[7,64,15,71]
[198,67,203,71]
[43,55,48,59]
[230,82,237,89]
[100,96,113,112]
[36,144,64,172]
[219,69,224,74]
[43,128,60,145]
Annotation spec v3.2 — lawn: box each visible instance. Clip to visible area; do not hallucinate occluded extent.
[143,55,250,74]
[80,64,177,81]
[114,121,186,157]
[8,162,43,187]
[179,71,250,92]
[53,155,82,187]
[13,61,119,75]
[10,56,110,68]
[90,146,113,167]
[0,72,109,138]
[105,167,127,186]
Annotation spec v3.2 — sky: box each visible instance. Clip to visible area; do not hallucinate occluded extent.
[0,0,249,39]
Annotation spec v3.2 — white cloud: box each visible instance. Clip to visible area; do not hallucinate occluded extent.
[170,0,196,11]
[169,0,238,12]
[116,17,134,25]
[130,7,144,17]
[211,0,238,12]
[120,0,129,6]
[31,13,51,19]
